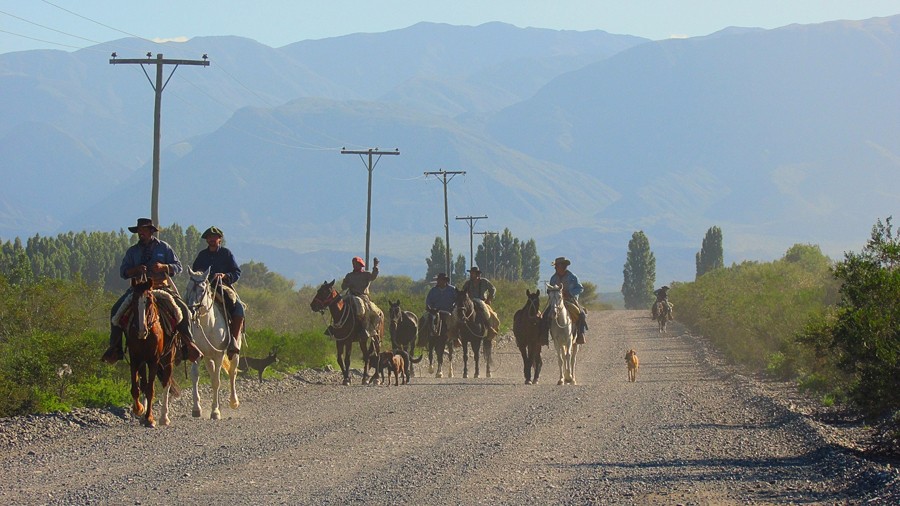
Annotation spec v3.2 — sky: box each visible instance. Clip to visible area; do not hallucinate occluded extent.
[2,0,899,54]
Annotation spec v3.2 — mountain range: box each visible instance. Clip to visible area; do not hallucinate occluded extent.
[1,17,898,290]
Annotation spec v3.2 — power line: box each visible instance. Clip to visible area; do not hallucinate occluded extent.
[341,148,401,267]
[424,170,466,285]
[0,9,104,45]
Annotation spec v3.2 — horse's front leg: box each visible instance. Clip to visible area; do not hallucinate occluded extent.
[131,363,145,417]
[462,340,470,379]
[227,355,240,409]
[336,343,351,386]
[428,339,435,374]
[555,343,566,385]
[143,364,157,428]
[206,358,222,420]
[483,338,492,378]
[358,338,373,385]
[569,343,579,386]
[191,362,203,418]
[519,344,531,384]
[532,342,543,385]
[158,363,173,426]
[472,338,482,379]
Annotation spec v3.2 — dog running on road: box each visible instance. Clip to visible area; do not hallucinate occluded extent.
[625,349,639,383]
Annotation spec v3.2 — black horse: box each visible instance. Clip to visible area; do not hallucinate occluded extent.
[309,280,381,386]
[513,289,543,384]
[420,305,454,377]
[388,300,418,353]
[451,288,493,379]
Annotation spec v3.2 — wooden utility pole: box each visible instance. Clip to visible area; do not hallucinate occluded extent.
[340,148,400,267]
[455,215,487,269]
[475,231,499,278]
[424,170,465,284]
[110,52,209,227]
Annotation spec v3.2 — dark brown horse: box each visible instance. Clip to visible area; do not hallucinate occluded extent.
[310,280,381,385]
[451,288,492,379]
[654,300,671,334]
[421,305,454,377]
[388,300,418,354]
[513,289,543,385]
[122,279,178,427]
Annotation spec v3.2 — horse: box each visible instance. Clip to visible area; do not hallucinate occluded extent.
[123,278,178,427]
[185,267,240,419]
[513,289,543,385]
[653,300,669,334]
[450,288,493,379]
[546,283,578,385]
[421,305,455,377]
[388,300,418,354]
[310,280,381,385]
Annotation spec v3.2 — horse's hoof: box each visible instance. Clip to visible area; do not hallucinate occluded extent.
[161,416,171,426]
[143,418,156,428]
[532,379,539,385]
[557,379,564,385]
[474,373,479,379]
[525,379,532,385]
[192,408,202,418]
[463,372,469,379]
[230,400,240,409]
[342,379,351,386]
[486,372,492,379]
[211,410,221,420]
[436,372,443,378]
[429,366,434,374]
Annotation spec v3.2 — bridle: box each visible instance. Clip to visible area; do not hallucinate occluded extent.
[313,286,355,340]
[547,288,571,329]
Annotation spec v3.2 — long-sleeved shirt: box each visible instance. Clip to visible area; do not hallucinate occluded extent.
[426,285,456,312]
[341,266,379,296]
[192,246,241,285]
[461,277,496,301]
[550,270,583,301]
[119,237,182,283]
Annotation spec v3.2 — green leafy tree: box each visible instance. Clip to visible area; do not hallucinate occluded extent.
[475,233,500,278]
[239,260,295,291]
[799,217,900,416]
[622,231,656,309]
[453,254,467,282]
[425,237,449,281]
[696,226,724,279]
[520,239,540,285]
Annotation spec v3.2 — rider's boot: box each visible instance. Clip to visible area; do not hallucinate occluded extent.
[227,315,243,360]
[176,319,202,364]
[101,326,125,364]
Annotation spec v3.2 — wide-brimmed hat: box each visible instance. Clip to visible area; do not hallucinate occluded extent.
[434,272,449,281]
[201,226,224,239]
[128,217,158,233]
[551,256,571,267]
[468,266,481,274]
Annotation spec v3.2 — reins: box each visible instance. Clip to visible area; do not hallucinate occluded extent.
[315,289,356,342]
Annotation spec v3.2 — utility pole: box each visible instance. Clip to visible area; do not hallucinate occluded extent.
[341,148,400,267]
[424,170,465,284]
[110,52,209,228]
[475,231,499,278]
[455,215,487,269]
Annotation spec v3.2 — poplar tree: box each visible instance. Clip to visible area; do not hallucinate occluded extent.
[696,226,724,279]
[622,231,656,309]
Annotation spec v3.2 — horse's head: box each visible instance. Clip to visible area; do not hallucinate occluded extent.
[310,280,338,313]
[185,267,212,314]
[525,289,541,315]
[388,300,402,325]
[129,279,157,340]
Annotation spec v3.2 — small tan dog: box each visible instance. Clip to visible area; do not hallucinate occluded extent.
[387,353,406,386]
[625,349,639,382]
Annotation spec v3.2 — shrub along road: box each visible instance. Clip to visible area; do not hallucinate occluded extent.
[0,310,896,504]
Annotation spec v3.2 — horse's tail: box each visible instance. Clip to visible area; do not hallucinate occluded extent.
[411,354,424,364]
[166,376,182,399]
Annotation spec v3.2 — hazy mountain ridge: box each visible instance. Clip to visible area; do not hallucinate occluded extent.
[2,17,899,288]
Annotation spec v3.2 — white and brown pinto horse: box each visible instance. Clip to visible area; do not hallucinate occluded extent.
[185,267,240,419]
[546,283,578,385]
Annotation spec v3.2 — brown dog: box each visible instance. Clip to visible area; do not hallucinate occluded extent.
[625,349,639,382]
[387,353,405,386]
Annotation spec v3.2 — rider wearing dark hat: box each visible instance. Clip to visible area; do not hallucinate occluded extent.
[192,226,245,359]
[422,272,456,339]
[101,218,202,364]
[461,266,500,339]
[652,285,673,320]
[541,256,588,345]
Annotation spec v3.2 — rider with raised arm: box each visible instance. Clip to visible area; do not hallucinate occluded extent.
[192,226,245,359]
[341,256,383,341]
[541,257,588,346]
[101,218,201,364]
[460,266,500,339]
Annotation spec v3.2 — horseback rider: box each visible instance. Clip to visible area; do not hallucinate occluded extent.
[422,272,456,338]
[541,256,588,346]
[652,285,674,320]
[191,226,245,360]
[341,256,384,341]
[101,218,202,364]
[460,266,500,339]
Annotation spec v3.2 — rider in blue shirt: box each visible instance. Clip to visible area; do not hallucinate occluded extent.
[192,226,245,359]
[541,257,588,345]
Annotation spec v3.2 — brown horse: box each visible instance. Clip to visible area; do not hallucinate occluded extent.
[122,279,178,427]
[513,289,543,385]
[310,280,381,385]
[421,305,454,377]
[654,300,671,334]
[450,288,492,379]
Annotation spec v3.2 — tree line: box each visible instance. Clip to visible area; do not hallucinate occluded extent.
[424,227,540,284]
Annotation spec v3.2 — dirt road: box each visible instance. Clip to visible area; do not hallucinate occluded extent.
[1,310,896,504]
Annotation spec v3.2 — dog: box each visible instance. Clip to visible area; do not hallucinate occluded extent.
[369,351,395,385]
[392,349,423,384]
[386,353,405,386]
[625,349,639,382]
[238,349,278,382]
